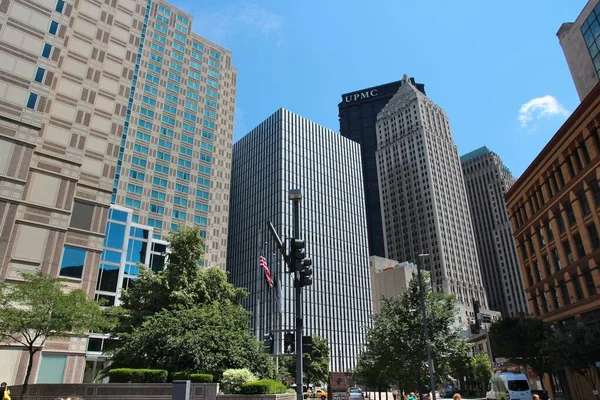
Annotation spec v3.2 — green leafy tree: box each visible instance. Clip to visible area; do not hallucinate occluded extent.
[551,325,600,400]
[357,272,463,394]
[489,317,555,379]
[284,336,330,386]
[471,354,492,393]
[110,225,272,379]
[0,273,107,400]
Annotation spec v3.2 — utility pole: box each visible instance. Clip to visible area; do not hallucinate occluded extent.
[417,253,436,400]
[289,189,303,400]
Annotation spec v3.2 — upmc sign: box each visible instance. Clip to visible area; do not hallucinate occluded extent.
[344,89,378,103]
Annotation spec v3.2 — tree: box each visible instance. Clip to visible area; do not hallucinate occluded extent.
[109,225,273,379]
[489,317,555,379]
[0,273,107,400]
[471,354,492,393]
[356,272,463,394]
[284,335,330,386]
[551,325,600,400]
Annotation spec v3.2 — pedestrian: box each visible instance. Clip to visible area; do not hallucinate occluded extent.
[532,395,540,400]
[1,382,11,400]
[407,393,416,400]
[452,394,461,400]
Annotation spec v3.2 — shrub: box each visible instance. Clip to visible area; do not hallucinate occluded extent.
[240,379,287,394]
[190,373,213,383]
[170,372,213,382]
[220,368,257,394]
[108,368,167,383]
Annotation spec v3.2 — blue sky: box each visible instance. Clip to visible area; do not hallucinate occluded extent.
[172,0,587,177]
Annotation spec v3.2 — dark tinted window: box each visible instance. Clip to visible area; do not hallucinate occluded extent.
[70,201,94,230]
[508,380,529,391]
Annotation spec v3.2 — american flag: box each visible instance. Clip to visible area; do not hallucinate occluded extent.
[259,248,274,289]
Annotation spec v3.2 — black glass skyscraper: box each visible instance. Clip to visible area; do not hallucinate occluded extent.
[338,78,425,257]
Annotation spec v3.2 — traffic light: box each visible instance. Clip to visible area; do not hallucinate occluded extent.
[290,239,313,287]
[284,332,295,354]
[302,335,313,354]
[263,332,274,354]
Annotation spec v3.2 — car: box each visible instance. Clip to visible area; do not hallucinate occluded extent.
[486,372,532,400]
[303,389,328,400]
[348,387,363,400]
[438,385,459,398]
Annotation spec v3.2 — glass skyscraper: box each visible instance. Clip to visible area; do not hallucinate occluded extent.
[227,108,372,372]
[0,0,235,385]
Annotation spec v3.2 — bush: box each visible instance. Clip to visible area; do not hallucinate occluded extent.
[190,373,213,383]
[220,368,257,394]
[240,379,287,394]
[108,368,167,383]
[170,372,213,382]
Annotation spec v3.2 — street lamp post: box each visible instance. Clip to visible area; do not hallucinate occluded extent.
[416,253,437,400]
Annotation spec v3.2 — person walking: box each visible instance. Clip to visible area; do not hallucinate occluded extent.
[1,382,11,400]
[452,394,461,400]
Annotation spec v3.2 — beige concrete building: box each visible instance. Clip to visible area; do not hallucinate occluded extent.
[370,255,416,313]
[557,0,600,101]
[0,0,235,385]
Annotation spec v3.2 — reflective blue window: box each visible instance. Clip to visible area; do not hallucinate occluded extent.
[160,127,174,137]
[34,67,45,83]
[202,131,214,141]
[55,0,65,13]
[60,246,86,279]
[144,84,158,95]
[201,142,214,152]
[197,177,210,187]
[156,14,169,24]
[108,209,128,222]
[132,156,147,168]
[142,96,156,107]
[174,32,186,43]
[153,177,168,187]
[131,214,139,223]
[195,202,209,213]
[166,82,179,93]
[199,153,213,163]
[97,263,119,292]
[175,183,189,194]
[104,222,126,249]
[154,162,169,174]
[163,104,176,114]
[209,50,221,59]
[127,239,146,263]
[194,215,208,225]
[158,138,172,150]
[165,93,178,103]
[182,123,195,133]
[174,196,188,207]
[168,72,181,82]
[198,165,212,175]
[130,227,149,239]
[151,190,166,201]
[49,21,59,35]
[156,151,171,162]
[205,88,218,98]
[134,144,149,155]
[203,109,216,119]
[178,158,192,169]
[41,43,52,58]
[187,81,200,90]
[125,264,140,275]
[26,93,38,109]
[147,217,163,229]
[192,42,204,51]
[202,120,215,130]
[172,210,186,220]
[196,189,210,199]
[149,204,164,214]
[124,197,141,209]
[209,59,220,69]
[179,146,192,157]
[177,170,190,180]
[181,134,194,145]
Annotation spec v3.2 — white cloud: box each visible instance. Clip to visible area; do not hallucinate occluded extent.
[518,95,569,128]
[191,2,283,45]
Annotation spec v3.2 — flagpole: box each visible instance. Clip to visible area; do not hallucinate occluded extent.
[255,228,261,340]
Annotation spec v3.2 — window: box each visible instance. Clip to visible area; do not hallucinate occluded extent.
[137,118,153,130]
[161,116,175,126]
[174,196,188,207]
[70,201,94,231]
[203,109,216,119]
[156,14,169,24]
[199,153,213,163]
[583,269,597,296]
[209,50,221,59]
[154,163,169,174]
[192,42,204,51]
[552,248,562,270]
[178,158,192,168]
[206,78,219,88]
[140,107,155,119]
[202,130,214,140]
[26,93,38,109]
[160,127,174,138]
[176,170,190,180]
[153,177,168,187]
[181,134,194,145]
[186,90,199,101]
[150,52,163,63]
[194,215,208,225]
[560,281,570,306]
[201,142,214,152]
[142,95,156,107]
[131,156,147,168]
[157,151,171,162]
[170,61,183,73]
[34,67,46,83]
[195,202,209,213]
[179,146,192,157]
[565,203,576,226]
[165,93,178,104]
[183,111,196,122]
[573,233,586,258]
[151,43,165,53]
[177,15,189,25]
[144,84,158,95]
[49,21,59,35]
[163,104,177,114]
[591,180,600,206]
[198,165,211,175]
[154,22,168,33]
[188,81,200,90]
[152,33,166,44]
[175,24,187,34]
[196,189,210,200]
[207,69,219,79]
[579,190,591,215]
[60,246,86,279]
[556,212,566,233]
[129,170,145,181]
[126,183,143,195]
[151,190,166,201]
[147,218,163,229]
[197,177,210,187]
[166,82,179,93]
[124,197,141,209]
[205,98,217,108]
[172,209,186,220]
[146,72,160,85]
[562,239,573,264]
[209,59,220,69]
[148,63,162,74]
[168,72,181,83]
[587,222,600,250]
[190,60,202,71]
[182,123,195,134]
[38,354,67,383]
[149,204,164,214]
[158,138,172,150]
[158,4,171,15]
[202,120,215,129]
[572,275,584,301]
[55,0,65,12]
[545,219,554,241]
[191,50,202,61]
[175,183,189,194]
[174,32,186,43]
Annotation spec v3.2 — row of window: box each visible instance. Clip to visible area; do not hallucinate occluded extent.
[513,129,600,228]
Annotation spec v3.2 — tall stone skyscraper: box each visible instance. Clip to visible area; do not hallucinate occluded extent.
[0,0,235,385]
[376,75,488,311]
[461,147,528,317]
[228,108,372,371]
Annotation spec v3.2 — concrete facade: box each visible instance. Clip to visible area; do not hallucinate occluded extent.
[0,0,235,386]
[369,255,415,314]
[227,108,371,372]
[557,0,600,101]
[461,147,528,318]
[375,75,489,318]
[505,81,600,400]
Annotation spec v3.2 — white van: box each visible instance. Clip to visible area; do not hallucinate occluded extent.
[486,372,532,400]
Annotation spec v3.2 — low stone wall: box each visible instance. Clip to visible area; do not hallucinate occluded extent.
[8,382,219,400]
[218,393,296,400]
